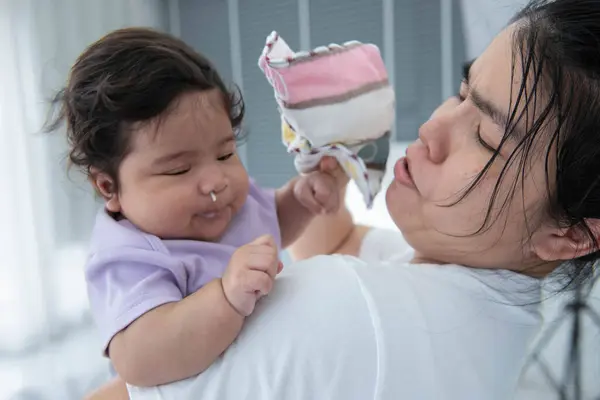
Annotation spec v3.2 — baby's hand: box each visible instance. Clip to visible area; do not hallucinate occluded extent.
[294,169,343,215]
[222,234,282,316]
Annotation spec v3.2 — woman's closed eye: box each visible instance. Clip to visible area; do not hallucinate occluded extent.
[455,91,496,153]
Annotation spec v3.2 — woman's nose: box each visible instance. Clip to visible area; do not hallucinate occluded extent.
[418,114,452,164]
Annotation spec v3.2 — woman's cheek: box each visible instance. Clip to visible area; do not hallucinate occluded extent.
[454,164,498,198]
[469,163,485,177]
[456,163,487,182]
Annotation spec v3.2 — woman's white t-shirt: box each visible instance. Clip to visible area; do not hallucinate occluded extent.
[129,229,542,400]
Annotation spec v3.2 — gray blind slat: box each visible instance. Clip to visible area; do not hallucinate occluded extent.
[452,0,467,89]
[309,0,383,50]
[394,1,441,141]
[239,0,299,187]
[179,0,232,82]
[394,0,465,141]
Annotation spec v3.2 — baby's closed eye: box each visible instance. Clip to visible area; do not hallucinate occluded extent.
[162,166,191,176]
[217,153,234,161]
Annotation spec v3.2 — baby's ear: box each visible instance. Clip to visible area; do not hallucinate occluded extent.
[89,167,121,213]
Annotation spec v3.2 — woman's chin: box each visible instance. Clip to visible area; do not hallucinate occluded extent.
[384,180,397,206]
[385,182,412,226]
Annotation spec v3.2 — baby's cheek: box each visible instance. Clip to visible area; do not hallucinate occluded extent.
[232,174,251,209]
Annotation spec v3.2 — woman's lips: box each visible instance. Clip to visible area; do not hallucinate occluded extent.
[393,157,417,189]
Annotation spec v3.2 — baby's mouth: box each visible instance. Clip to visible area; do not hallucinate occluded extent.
[201,210,221,219]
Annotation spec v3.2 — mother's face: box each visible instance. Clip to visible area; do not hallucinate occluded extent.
[386,25,562,274]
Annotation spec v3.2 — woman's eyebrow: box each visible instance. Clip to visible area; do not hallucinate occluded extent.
[462,58,526,141]
[463,59,507,128]
[471,89,526,141]
[470,89,509,131]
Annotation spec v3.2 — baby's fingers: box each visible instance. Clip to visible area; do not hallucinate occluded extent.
[294,179,324,213]
[249,234,276,247]
[319,156,339,172]
[311,176,338,213]
[246,249,280,278]
[244,270,274,297]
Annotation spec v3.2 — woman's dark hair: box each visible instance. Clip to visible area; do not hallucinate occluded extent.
[458,0,600,288]
[46,27,245,189]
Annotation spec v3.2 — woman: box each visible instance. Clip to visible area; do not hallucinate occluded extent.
[92,0,600,398]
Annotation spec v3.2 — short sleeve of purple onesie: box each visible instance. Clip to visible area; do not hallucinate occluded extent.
[85,180,281,354]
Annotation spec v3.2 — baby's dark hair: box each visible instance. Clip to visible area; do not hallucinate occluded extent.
[46,27,244,189]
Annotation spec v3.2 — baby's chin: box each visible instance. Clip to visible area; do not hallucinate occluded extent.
[187,234,223,242]
[161,225,228,242]
[189,227,228,243]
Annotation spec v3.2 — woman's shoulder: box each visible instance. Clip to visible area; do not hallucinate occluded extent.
[129,255,543,400]
[130,255,382,399]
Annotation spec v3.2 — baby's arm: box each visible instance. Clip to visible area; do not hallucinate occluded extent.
[286,158,365,260]
[275,176,315,248]
[276,159,348,249]
[109,278,243,387]
[92,236,280,388]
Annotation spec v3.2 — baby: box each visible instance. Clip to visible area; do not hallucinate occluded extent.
[52,28,343,395]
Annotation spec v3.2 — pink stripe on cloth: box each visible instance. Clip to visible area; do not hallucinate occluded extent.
[264,44,388,106]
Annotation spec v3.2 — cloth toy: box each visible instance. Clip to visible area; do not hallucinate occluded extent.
[258,31,395,208]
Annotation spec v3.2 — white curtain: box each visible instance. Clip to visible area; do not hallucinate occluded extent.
[0,0,47,352]
[0,0,169,354]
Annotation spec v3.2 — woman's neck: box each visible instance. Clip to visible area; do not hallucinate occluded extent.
[410,251,558,278]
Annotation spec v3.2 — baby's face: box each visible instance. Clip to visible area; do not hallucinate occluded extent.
[106,89,249,241]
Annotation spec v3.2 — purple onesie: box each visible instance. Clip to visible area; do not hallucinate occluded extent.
[85,181,281,353]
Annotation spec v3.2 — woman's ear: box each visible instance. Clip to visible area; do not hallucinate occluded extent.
[533,219,600,261]
[89,167,121,213]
